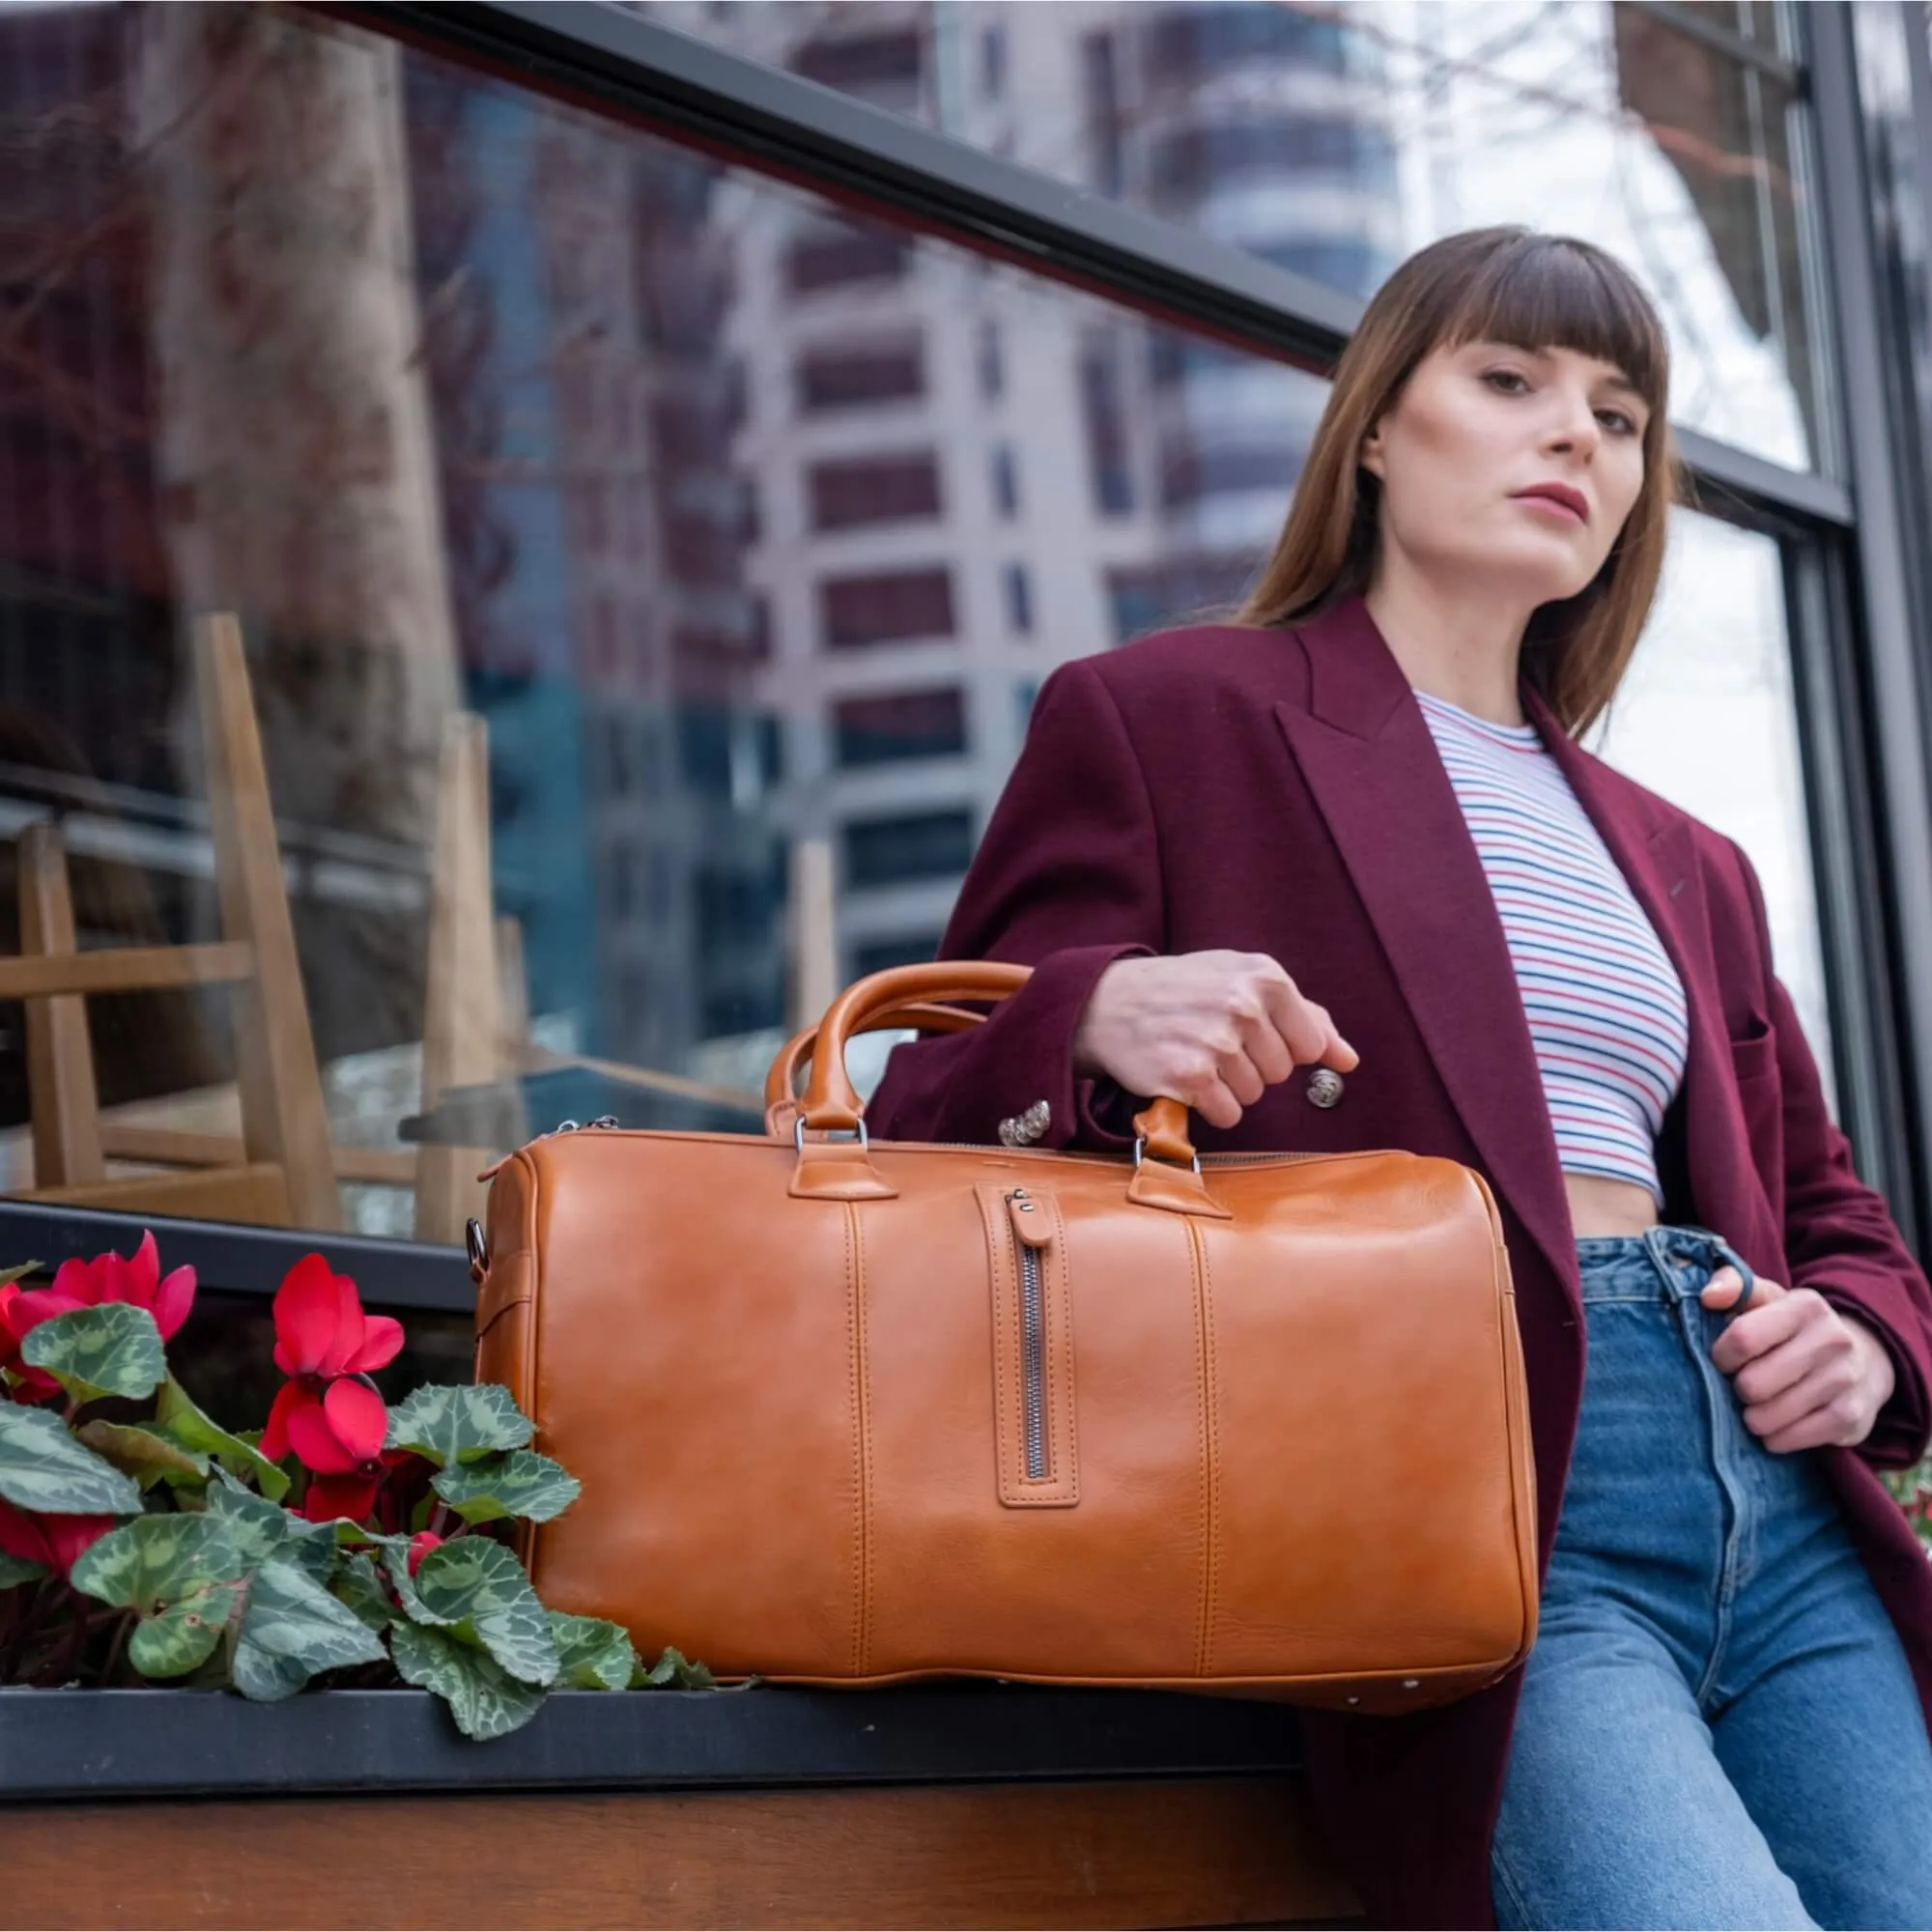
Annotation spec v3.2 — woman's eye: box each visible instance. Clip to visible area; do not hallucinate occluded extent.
[1482,369,1530,394]
[1596,409,1637,436]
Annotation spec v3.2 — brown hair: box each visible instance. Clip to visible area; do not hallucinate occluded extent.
[1238,226,1676,736]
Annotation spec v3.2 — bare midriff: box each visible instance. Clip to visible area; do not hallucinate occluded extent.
[1564,1171,1662,1239]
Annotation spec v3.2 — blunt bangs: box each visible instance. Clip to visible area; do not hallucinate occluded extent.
[1434,232,1669,423]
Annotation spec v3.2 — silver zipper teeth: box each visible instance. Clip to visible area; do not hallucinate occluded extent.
[1012,1191,1048,1481]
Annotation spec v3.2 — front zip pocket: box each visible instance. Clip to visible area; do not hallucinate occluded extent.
[977,1182,1079,1507]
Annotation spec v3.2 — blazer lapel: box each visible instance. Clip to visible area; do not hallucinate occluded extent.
[1274,602,1577,1297]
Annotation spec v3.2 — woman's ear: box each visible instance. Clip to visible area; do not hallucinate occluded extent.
[1359,417,1387,481]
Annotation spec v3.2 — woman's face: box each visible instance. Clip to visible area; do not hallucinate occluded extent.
[1359,338,1650,607]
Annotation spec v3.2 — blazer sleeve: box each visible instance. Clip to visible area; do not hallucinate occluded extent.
[865,656,1164,1151]
[1736,843,1932,1466]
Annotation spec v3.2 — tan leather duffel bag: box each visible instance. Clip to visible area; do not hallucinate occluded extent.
[471,962,1538,1712]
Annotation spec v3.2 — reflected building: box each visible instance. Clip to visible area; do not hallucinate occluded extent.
[668,0,1400,987]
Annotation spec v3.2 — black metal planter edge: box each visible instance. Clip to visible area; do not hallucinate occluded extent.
[0,1684,1305,1802]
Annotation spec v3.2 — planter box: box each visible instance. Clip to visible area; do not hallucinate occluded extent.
[0,1687,1360,1929]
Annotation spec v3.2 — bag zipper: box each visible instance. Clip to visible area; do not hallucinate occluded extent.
[1007,1188,1051,1480]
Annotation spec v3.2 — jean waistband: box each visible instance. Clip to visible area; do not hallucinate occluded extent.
[1573,1224,1756,1307]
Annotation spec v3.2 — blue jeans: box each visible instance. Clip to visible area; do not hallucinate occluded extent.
[1492,1226,1932,1930]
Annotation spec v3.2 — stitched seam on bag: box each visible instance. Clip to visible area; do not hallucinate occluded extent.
[844,1201,870,1678]
[1189,1217,1218,1677]
[1047,1191,1079,1506]
[978,1184,1023,1504]
[1190,1221,1221,1677]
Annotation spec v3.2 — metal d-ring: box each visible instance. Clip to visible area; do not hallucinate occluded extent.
[1131,1135,1201,1175]
[794,1118,870,1154]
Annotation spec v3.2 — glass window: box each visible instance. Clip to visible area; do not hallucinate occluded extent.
[1004,562,1035,637]
[991,442,1020,517]
[852,931,946,978]
[821,569,957,648]
[834,690,969,768]
[1587,507,1833,1096]
[657,0,1829,470]
[0,0,1840,1298]
[796,336,925,413]
[845,810,976,889]
[784,216,912,297]
[809,453,943,531]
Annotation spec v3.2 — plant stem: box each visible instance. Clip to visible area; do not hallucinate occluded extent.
[99,1608,134,1685]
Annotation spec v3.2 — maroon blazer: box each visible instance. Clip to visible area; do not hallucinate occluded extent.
[867,595,1932,1929]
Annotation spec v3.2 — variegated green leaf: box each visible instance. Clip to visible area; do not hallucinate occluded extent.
[390,1620,545,1740]
[432,1449,580,1525]
[204,1478,335,1584]
[127,1583,237,1679]
[76,1421,210,1487]
[69,1512,243,1611]
[155,1380,290,1502]
[231,1555,386,1701]
[407,1536,556,1687]
[0,1551,47,1590]
[331,1550,393,1633]
[633,1644,719,1690]
[0,1405,141,1517]
[384,1384,530,1468]
[21,1303,165,1405]
[377,1536,441,1628]
[548,1611,634,1691]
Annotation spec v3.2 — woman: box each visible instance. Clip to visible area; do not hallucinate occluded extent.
[867,227,1932,1930]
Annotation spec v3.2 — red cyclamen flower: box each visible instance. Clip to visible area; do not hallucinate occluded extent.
[0,1495,115,1578]
[1,1233,194,1401]
[407,1531,443,1576]
[261,1255,403,1525]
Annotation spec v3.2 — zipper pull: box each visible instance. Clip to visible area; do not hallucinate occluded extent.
[1007,1188,1053,1249]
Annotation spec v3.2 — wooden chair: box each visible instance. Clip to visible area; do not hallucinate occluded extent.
[6,613,341,1231]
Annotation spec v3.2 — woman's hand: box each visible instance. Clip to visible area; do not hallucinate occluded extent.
[1071,951,1357,1131]
[1703,1268,1896,1453]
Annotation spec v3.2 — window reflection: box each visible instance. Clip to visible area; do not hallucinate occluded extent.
[0,0,1840,1272]
[1587,508,1833,1103]
[657,0,1824,469]
[0,1,1315,1244]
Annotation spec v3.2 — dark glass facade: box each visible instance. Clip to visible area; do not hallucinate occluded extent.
[0,0,1930,1406]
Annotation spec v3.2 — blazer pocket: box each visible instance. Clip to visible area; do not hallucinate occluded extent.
[1727,1014,1778,1087]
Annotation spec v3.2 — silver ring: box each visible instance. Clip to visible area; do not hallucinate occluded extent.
[794,1117,870,1154]
[1131,1135,1201,1175]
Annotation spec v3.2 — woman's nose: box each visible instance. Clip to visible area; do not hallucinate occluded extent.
[1542,389,1601,454]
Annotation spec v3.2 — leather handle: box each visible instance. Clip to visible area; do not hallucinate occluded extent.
[787,961,1196,1163]
[764,1002,982,1114]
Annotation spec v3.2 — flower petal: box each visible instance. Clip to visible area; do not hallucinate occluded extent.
[42,1515,116,1579]
[46,1256,103,1308]
[0,1495,51,1568]
[151,1264,196,1344]
[287,1398,358,1475]
[407,1530,443,1576]
[261,1380,311,1463]
[321,1275,371,1378]
[271,1255,348,1378]
[301,1471,381,1526]
[11,1289,87,1335]
[125,1232,160,1306]
[321,1378,387,1466]
[343,1312,404,1376]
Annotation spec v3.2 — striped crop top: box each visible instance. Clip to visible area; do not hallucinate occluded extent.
[1417,691,1689,1206]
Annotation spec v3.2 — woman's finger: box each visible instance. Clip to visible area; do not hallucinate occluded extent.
[1216,1049,1266,1109]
